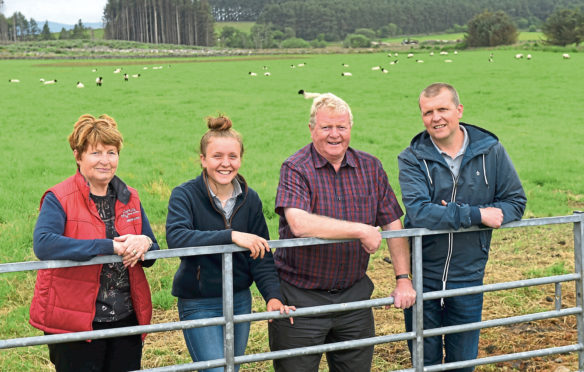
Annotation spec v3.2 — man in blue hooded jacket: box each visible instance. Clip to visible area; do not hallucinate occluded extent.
[398,82,526,371]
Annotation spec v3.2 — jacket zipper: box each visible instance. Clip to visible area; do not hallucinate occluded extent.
[441,170,458,307]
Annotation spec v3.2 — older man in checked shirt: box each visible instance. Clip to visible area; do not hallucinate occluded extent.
[268,93,416,372]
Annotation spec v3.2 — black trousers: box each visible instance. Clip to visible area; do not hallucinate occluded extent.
[47,313,142,372]
[268,275,375,372]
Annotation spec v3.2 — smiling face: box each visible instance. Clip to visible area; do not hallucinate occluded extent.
[419,88,464,147]
[200,136,242,192]
[75,142,119,196]
[310,108,352,167]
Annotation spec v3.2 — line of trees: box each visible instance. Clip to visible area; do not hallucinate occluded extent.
[255,0,584,41]
[103,0,215,46]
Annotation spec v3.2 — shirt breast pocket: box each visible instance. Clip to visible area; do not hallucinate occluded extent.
[344,194,376,225]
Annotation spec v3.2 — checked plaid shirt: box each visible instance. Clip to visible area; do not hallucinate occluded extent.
[274,143,403,290]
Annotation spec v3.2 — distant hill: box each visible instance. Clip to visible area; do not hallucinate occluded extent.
[46,21,103,32]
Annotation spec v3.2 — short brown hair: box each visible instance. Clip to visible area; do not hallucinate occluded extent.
[200,114,244,157]
[68,114,123,158]
[419,82,461,108]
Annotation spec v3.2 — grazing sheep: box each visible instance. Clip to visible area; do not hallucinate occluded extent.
[264,72,271,76]
[526,54,532,60]
[389,59,399,65]
[76,81,84,88]
[92,68,97,72]
[341,63,349,67]
[298,90,320,99]
[341,72,352,76]
[371,66,381,71]
[124,73,129,81]
[444,59,453,63]
[440,51,448,55]
[96,77,103,86]
[290,64,296,68]
[132,74,141,78]
[381,67,389,73]
[416,59,424,63]
[515,53,524,59]
[39,78,45,82]
[387,53,392,57]
[488,53,494,63]
[249,72,257,76]
[407,53,414,58]
[297,63,306,67]
[394,52,398,56]
[143,67,148,70]
[8,79,20,83]
[114,68,122,73]
[43,79,57,85]
[262,65,269,70]
[562,53,570,59]
[429,51,434,56]
[454,50,458,55]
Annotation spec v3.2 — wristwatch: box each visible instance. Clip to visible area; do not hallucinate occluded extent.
[395,273,412,281]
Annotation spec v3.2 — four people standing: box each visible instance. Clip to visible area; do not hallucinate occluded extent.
[29,83,527,371]
[398,83,526,371]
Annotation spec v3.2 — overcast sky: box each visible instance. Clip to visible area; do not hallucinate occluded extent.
[3,0,108,25]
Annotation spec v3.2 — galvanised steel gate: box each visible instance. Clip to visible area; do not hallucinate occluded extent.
[1,213,582,371]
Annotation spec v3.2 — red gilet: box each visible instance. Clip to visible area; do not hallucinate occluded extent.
[29,172,152,339]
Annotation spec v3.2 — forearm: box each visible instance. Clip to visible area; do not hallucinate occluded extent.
[284,207,370,240]
[383,220,411,276]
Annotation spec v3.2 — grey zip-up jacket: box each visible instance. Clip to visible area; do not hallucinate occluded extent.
[398,123,526,284]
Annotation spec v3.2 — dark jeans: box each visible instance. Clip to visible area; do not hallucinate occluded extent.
[404,277,483,372]
[47,313,142,372]
[269,275,375,372]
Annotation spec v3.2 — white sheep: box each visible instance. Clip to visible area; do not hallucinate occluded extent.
[8,79,20,83]
[416,59,424,63]
[526,54,532,60]
[371,66,381,71]
[264,72,271,76]
[381,67,389,73]
[440,51,448,55]
[249,72,257,76]
[407,53,414,58]
[114,68,122,73]
[297,63,306,67]
[563,53,570,59]
[515,53,524,59]
[96,77,103,86]
[124,73,129,81]
[341,63,349,67]
[76,81,84,88]
[43,79,57,85]
[444,59,453,63]
[341,72,352,76]
[298,90,320,99]
[429,51,434,56]
[132,74,141,78]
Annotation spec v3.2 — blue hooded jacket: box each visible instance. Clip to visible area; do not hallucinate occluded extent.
[398,123,526,283]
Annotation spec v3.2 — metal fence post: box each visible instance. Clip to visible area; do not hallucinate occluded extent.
[222,252,235,372]
[412,235,424,372]
[573,212,584,371]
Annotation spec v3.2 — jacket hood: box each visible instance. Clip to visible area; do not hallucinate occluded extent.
[408,123,499,161]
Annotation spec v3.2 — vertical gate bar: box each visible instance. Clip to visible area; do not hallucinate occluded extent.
[573,212,584,371]
[413,235,424,372]
[222,252,235,372]
[554,282,562,311]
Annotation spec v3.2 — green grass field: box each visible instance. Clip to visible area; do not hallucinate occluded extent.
[1,49,583,370]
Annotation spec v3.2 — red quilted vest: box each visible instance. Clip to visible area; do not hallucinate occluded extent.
[29,172,152,339]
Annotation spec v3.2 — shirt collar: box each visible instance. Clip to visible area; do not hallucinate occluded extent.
[430,124,469,159]
[208,178,242,199]
[310,143,357,169]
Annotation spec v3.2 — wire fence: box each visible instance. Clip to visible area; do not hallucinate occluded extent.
[1,213,583,371]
